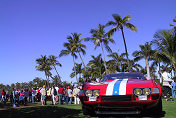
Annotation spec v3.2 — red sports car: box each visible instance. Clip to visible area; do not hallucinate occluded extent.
[79,72,162,116]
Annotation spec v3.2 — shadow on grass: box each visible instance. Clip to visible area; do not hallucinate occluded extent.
[0,106,86,118]
[96,111,166,118]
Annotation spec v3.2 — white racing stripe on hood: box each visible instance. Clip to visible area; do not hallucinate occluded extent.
[106,79,119,95]
[119,79,128,95]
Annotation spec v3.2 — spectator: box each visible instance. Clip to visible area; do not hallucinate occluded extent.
[10,92,13,104]
[1,89,6,104]
[67,86,72,105]
[24,89,29,105]
[29,89,32,103]
[58,85,64,105]
[162,68,174,101]
[47,88,51,102]
[32,88,36,103]
[19,91,24,105]
[64,87,69,105]
[40,85,47,106]
[171,77,176,98]
[73,86,80,104]
[0,93,2,102]
[51,85,57,105]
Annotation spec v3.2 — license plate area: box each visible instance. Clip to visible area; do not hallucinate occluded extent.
[89,96,97,101]
[138,95,147,100]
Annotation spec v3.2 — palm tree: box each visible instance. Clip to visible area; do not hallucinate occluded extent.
[52,75,61,86]
[67,33,87,71]
[49,55,62,83]
[59,38,78,82]
[70,63,83,79]
[33,77,42,88]
[133,42,155,80]
[36,55,52,87]
[86,24,115,74]
[128,59,143,72]
[87,54,105,80]
[107,52,127,72]
[106,14,137,71]
[153,30,176,76]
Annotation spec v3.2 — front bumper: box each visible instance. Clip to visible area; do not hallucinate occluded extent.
[80,94,160,114]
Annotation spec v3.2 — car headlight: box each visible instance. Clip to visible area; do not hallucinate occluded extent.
[85,90,92,97]
[93,90,100,96]
[134,88,142,96]
[152,87,160,94]
[143,88,151,95]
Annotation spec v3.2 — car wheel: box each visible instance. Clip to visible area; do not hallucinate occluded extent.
[149,97,162,116]
[155,97,162,114]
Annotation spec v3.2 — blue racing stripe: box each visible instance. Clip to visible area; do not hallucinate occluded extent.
[113,79,123,95]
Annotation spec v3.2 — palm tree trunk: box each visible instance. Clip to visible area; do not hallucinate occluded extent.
[145,58,151,80]
[100,42,107,74]
[120,28,130,72]
[78,52,86,71]
[72,55,78,82]
[158,63,162,83]
[53,65,62,83]
[44,71,48,87]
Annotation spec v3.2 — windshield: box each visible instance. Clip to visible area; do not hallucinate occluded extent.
[102,73,146,81]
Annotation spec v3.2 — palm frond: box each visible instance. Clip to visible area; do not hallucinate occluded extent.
[59,50,70,57]
[106,21,116,26]
[125,23,137,32]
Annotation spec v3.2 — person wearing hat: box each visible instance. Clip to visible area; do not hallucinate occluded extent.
[40,85,47,106]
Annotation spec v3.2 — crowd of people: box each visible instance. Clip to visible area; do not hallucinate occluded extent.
[0,85,81,106]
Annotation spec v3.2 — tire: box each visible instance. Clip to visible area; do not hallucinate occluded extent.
[148,97,162,116]
[156,97,162,113]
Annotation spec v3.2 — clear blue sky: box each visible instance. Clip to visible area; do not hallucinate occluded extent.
[0,0,176,85]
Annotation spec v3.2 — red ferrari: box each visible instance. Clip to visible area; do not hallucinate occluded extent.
[79,72,162,116]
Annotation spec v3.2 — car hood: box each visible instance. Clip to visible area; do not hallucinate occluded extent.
[83,79,155,96]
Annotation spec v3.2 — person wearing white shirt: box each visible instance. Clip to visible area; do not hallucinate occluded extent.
[162,68,174,101]
[67,87,72,105]
[73,86,80,104]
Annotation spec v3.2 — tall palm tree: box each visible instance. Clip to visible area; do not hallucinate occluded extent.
[67,33,87,71]
[59,38,78,82]
[49,55,62,83]
[36,55,52,87]
[153,30,176,76]
[106,14,137,71]
[86,24,115,74]
[133,42,155,80]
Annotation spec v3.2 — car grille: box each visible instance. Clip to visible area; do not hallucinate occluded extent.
[101,95,132,102]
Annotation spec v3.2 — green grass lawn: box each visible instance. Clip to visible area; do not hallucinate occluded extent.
[0,99,176,118]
